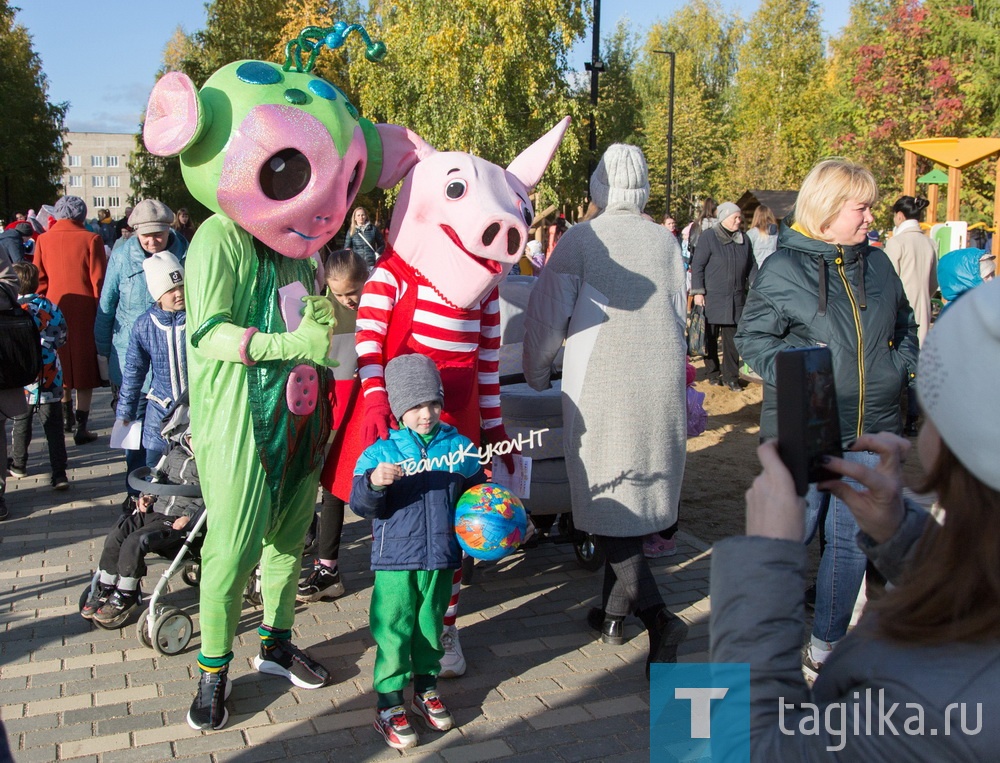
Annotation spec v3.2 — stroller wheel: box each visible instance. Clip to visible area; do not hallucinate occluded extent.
[137,610,154,648]
[243,566,263,606]
[573,532,605,572]
[182,563,200,587]
[152,607,193,656]
[78,584,92,613]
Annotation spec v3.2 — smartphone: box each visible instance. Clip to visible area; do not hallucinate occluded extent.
[776,346,842,496]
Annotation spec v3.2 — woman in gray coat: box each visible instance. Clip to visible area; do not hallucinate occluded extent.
[712,277,1000,759]
[523,144,688,677]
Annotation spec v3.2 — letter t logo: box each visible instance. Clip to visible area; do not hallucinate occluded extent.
[674,687,729,738]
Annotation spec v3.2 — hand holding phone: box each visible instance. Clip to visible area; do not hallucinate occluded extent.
[776,346,843,496]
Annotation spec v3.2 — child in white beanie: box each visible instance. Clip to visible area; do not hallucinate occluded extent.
[116,251,187,472]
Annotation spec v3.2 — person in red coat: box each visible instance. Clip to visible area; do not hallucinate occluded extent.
[34,196,107,444]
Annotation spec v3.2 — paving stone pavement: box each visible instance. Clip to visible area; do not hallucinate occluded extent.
[0,389,712,762]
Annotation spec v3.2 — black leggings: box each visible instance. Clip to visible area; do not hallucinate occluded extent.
[316,489,345,561]
[599,535,665,617]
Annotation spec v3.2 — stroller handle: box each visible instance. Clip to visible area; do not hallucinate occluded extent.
[127,467,203,498]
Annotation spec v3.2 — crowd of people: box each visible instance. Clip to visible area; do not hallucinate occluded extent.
[2,136,998,757]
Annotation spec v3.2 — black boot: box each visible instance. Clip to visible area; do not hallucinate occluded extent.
[63,400,75,433]
[586,607,626,645]
[639,606,688,680]
[74,410,98,445]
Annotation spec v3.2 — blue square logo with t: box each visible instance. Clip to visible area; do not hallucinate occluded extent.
[650,663,750,762]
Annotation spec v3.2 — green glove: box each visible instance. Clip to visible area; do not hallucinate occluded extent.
[301,294,336,327]
[249,300,335,366]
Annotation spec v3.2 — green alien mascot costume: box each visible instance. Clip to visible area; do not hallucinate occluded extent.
[142,23,389,730]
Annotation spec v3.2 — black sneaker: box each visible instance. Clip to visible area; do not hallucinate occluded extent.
[81,583,115,619]
[187,669,232,730]
[253,640,329,688]
[51,472,70,491]
[93,589,138,624]
[8,463,27,479]
[296,562,344,602]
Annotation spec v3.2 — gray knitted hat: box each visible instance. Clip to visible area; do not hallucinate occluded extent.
[717,202,741,221]
[589,144,650,211]
[385,354,444,420]
[54,195,87,222]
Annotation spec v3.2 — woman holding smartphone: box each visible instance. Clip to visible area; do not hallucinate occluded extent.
[714,278,1000,757]
[735,159,918,676]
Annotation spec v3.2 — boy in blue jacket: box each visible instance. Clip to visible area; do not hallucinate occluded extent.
[351,354,485,751]
[116,251,187,474]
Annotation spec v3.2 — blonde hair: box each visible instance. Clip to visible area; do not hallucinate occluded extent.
[793,159,878,239]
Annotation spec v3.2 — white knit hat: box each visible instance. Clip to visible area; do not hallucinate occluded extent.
[143,251,184,301]
[589,144,650,211]
[918,277,1000,490]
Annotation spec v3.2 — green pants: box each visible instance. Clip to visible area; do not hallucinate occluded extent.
[370,569,454,694]
[197,447,320,659]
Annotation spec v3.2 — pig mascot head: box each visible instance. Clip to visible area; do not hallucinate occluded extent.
[142,22,387,259]
[374,118,571,309]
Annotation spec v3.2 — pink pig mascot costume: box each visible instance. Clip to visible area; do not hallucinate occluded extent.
[322,117,570,676]
[140,23,398,731]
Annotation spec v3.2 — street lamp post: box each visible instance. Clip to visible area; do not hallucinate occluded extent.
[584,0,605,191]
[652,49,675,218]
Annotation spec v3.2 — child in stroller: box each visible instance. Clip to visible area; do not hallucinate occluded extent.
[82,396,202,627]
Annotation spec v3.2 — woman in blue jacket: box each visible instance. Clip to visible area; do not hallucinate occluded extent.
[95,200,187,503]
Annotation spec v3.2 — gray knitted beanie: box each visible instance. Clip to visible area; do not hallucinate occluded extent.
[385,354,444,420]
[589,144,650,211]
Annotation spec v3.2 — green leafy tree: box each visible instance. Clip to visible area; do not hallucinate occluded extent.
[594,21,642,149]
[350,0,589,209]
[826,0,972,220]
[0,1,67,218]
[634,0,742,222]
[728,0,826,195]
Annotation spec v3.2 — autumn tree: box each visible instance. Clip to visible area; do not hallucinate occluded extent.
[826,0,972,220]
[0,0,67,218]
[728,0,826,195]
[350,0,589,209]
[634,0,742,222]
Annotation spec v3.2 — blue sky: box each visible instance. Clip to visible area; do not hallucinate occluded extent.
[14,1,849,134]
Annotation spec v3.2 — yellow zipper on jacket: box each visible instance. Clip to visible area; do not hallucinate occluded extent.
[835,246,864,438]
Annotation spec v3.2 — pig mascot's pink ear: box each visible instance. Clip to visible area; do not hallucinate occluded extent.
[374,124,437,187]
[506,116,571,191]
[143,72,208,157]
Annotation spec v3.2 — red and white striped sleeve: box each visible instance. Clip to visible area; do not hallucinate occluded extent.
[477,286,502,429]
[355,265,398,398]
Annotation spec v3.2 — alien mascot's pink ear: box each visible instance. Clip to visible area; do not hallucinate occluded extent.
[374,124,437,187]
[506,116,572,191]
[143,71,209,157]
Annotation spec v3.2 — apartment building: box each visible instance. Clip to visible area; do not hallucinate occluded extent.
[62,132,137,218]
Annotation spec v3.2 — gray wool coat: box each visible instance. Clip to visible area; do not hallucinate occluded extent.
[522,204,688,537]
[711,502,1000,760]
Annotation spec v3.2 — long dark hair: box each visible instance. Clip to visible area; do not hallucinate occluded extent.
[695,197,717,227]
[873,441,1000,644]
[892,195,930,222]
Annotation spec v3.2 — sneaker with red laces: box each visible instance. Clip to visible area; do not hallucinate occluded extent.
[374,705,418,750]
[412,689,454,731]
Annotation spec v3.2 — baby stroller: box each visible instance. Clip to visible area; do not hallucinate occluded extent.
[78,396,206,655]
[494,275,605,571]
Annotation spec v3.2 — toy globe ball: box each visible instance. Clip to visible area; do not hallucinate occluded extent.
[454,483,528,561]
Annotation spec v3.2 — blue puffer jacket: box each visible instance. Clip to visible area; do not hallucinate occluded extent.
[351,424,485,571]
[95,232,187,387]
[116,306,187,455]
